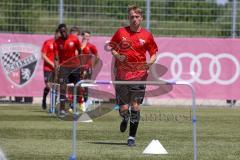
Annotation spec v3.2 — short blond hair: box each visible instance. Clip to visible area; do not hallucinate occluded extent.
[128,5,143,16]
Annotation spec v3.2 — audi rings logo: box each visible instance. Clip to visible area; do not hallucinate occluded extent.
[152,52,239,85]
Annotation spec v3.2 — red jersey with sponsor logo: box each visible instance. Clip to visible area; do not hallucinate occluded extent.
[110,26,158,80]
[41,38,55,71]
[81,42,98,69]
[82,42,97,56]
[54,34,81,67]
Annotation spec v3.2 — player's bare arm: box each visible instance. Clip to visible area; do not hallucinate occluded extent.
[147,54,157,69]
[42,53,54,68]
[93,54,100,67]
[54,55,59,81]
[111,49,126,62]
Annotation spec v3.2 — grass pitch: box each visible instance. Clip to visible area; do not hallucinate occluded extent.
[0,104,239,160]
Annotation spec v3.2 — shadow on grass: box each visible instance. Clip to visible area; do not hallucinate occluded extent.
[90,141,127,146]
[31,110,47,113]
[0,114,56,121]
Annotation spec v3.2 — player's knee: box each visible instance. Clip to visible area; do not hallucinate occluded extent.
[120,104,128,111]
[46,82,51,88]
[130,101,140,111]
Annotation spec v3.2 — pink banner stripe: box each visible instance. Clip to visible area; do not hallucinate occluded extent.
[0,33,239,99]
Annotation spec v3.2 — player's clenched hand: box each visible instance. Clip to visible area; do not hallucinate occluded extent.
[135,63,151,71]
[115,54,126,62]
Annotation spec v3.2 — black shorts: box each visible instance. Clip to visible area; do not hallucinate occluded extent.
[115,84,146,105]
[58,67,80,84]
[44,71,54,84]
[80,68,92,79]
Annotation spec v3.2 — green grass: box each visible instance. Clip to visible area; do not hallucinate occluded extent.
[0,104,240,160]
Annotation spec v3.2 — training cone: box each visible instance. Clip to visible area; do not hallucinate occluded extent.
[78,112,93,122]
[142,139,168,155]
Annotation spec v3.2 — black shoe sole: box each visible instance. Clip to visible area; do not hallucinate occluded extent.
[127,143,136,147]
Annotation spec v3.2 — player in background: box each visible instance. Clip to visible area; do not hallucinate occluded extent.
[110,5,158,146]
[70,26,81,37]
[80,30,99,106]
[68,26,87,112]
[41,29,60,110]
[54,24,82,116]
[81,30,99,70]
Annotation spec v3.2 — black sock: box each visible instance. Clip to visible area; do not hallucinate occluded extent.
[43,87,50,102]
[84,87,88,102]
[129,110,140,137]
[59,86,66,110]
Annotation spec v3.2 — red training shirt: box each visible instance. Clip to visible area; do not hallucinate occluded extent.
[82,42,98,56]
[81,42,98,69]
[41,38,55,71]
[54,34,81,67]
[110,26,158,80]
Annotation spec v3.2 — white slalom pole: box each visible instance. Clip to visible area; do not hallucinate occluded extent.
[50,85,53,112]
[50,84,56,114]
[69,84,78,160]
[52,87,56,114]
[176,81,197,160]
[192,86,197,160]
[70,80,197,160]
[49,83,59,115]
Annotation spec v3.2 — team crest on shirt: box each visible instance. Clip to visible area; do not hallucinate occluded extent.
[122,37,127,41]
[69,42,74,46]
[139,38,145,45]
[0,43,40,87]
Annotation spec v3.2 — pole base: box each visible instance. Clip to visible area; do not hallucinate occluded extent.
[69,154,77,160]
